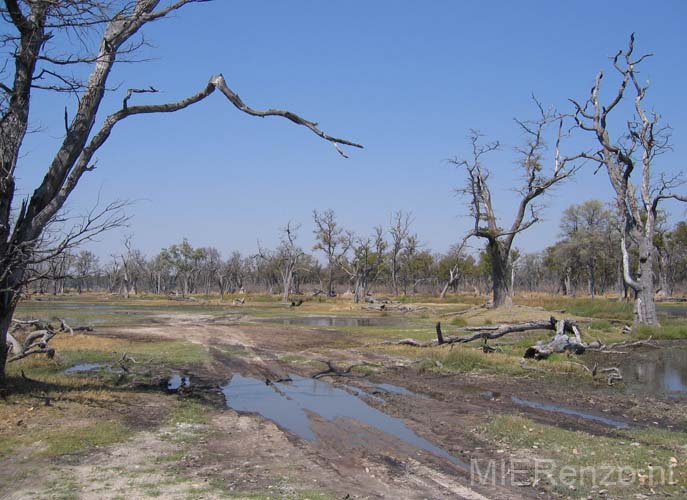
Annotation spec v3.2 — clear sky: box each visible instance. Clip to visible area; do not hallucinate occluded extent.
[15,0,687,259]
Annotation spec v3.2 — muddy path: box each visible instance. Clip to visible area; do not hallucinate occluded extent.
[85,311,687,499]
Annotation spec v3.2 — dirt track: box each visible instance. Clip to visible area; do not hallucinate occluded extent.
[82,313,686,499]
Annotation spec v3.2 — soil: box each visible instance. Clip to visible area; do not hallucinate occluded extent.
[3,309,686,499]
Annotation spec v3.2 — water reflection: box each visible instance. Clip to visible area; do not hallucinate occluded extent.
[622,348,687,396]
[222,374,466,469]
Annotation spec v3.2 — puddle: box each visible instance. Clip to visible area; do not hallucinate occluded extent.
[222,374,466,469]
[167,374,192,392]
[260,316,407,327]
[511,396,631,429]
[620,348,687,397]
[64,363,108,374]
[657,305,687,318]
[343,385,386,403]
[375,383,425,398]
[480,390,501,400]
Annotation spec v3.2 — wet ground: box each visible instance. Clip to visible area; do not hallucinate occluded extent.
[258,315,410,328]
[620,347,687,396]
[222,374,467,469]
[6,298,687,499]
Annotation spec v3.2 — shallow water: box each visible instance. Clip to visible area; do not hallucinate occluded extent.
[621,348,687,397]
[657,305,687,318]
[261,316,407,327]
[511,395,631,428]
[64,363,108,374]
[167,374,192,391]
[222,374,466,469]
[343,385,385,403]
[376,383,424,397]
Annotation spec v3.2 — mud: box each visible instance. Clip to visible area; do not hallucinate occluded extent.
[222,373,467,468]
[14,307,686,499]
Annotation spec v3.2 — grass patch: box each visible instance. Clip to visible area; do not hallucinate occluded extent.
[168,399,210,426]
[449,316,468,327]
[34,420,131,457]
[634,322,687,340]
[588,319,613,331]
[517,295,634,320]
[482,414,686,498]
[6,335,210,387]
[45,420,129,456]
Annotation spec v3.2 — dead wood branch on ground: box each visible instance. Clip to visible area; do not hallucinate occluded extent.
[393,317,589,360]
[311,360,366,379]
[6,319,94,363]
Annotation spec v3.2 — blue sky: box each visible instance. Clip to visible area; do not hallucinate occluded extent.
[15,0,687,259]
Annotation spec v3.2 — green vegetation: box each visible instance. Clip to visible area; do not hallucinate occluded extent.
[483,414,686,498]
[634,321,687,340]
[449,316,468,327]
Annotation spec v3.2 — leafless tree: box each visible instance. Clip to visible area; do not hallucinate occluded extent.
[74,250,99,294]
[439,237,471,299]
[312,209,351,297]
[340,226,386,303]
[570,34,686,324]
[46,251,73,295]
[0,0,361,378]
[452,102,580,307]
[257,222,304,303]
[388,211,412,296]
[116,235,144,298]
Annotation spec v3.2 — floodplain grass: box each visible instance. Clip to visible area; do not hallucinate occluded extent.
[634,321,687,340]
[481,414,687,498]
[0,327,214,474]
[3,292,686,499]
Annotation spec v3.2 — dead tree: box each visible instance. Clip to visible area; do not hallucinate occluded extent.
[452,102,580,308]
[312,209,351,297]
[7,319,93,363]
[257,222,304,303]
[395,317,586,357]
[0,1,361,380]
[339,227,387,303]
[439,238,471,299]
[570,34,686,325]
[388,211,412,296]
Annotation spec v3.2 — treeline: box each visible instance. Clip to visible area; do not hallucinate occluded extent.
[26,202,687,301]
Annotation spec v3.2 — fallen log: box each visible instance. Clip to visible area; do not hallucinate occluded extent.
[523,319,586,359]
[605,338,659,350]
[394,318,563,348]
[393,317,588,360]
[362,303,385,311]
[601,367,623,385]
[6,319,95,362]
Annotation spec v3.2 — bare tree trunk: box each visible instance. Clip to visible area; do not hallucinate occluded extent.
[327,265,334,297]
[353,274,368,304]
[634,241,658,324]
[440,268,459,299]
[489,242,511,308]
[0,290,18,382]
[657,250,671,298]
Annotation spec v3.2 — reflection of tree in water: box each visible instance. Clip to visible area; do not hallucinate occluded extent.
[628,350,687,394]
